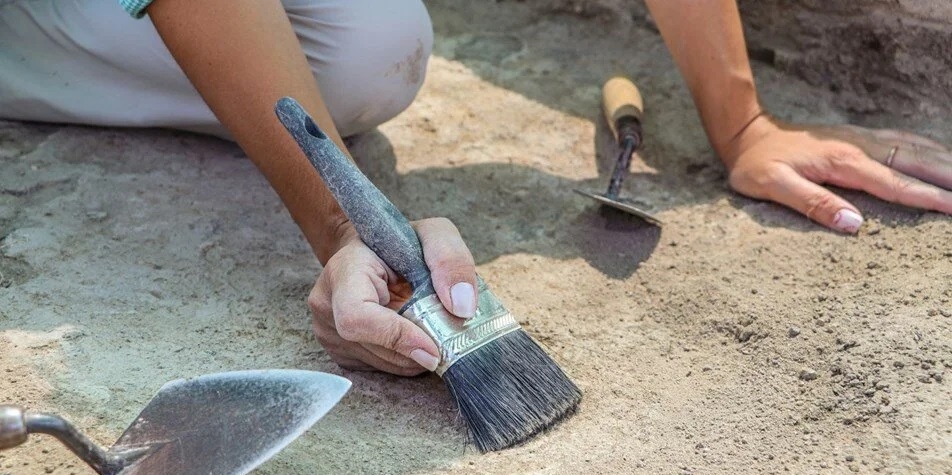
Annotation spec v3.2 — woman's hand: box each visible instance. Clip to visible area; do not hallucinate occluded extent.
[307,218,478,376]
[642,0,952,232]
[724,115,952,233]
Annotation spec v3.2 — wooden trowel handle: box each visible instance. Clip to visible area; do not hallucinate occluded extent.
[602,76,644,144]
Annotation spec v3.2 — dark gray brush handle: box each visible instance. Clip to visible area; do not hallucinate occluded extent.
[274,97,433,293]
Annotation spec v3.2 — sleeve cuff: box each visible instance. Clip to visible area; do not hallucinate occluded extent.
[118,0,154,19]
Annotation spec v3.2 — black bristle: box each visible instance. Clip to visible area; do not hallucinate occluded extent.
[274,102,581,453]
[442,330,582,452]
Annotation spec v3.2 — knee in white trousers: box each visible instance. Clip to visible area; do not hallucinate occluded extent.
[0,0,433,139]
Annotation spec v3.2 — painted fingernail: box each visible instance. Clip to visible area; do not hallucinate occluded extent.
[450,282,476,318]
[832,209,863,234]
[410,349,439,372]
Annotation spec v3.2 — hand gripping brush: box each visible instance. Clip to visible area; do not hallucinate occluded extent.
[275,98,582,452]
[575,76,662,225]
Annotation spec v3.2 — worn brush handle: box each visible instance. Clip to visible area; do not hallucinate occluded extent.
[274,97,432,293]
[602,76,644,145]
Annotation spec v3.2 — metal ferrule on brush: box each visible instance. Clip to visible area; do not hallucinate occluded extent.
[402,278,521,376]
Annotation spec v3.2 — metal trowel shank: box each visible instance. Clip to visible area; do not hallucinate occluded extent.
[576,76,662,226]
[1,370,350,475]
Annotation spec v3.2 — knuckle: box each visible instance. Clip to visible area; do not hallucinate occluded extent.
[334,312,365,342]
[316,333,342,353]
[804,192,838,219]
[731,163,782,197]
[306,291,331,316]
[887,175,913,202]
[825,145,863,169]
[312,323,340,348]
[325,245,366,272]
[756,165,787,188]
[810,192,838,211]
[430,253,472,273]
[427,251,453,271]
[909,143,927,167]
[381,322,410,352]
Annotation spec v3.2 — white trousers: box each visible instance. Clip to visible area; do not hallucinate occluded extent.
[0,0,433,139]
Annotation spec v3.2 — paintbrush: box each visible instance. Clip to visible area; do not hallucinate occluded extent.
[275,97,581,452]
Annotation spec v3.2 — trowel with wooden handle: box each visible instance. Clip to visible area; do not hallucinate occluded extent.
[0,369,351,475]
[574,76,662,226]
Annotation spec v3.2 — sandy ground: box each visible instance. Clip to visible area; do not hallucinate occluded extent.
[1,1,950,474]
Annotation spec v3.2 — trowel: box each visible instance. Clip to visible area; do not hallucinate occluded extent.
[574,76,662,226]
[0,369,351,474]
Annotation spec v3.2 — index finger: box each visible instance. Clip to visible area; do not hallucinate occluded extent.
[331,268,439,366]
[413,218,478,319]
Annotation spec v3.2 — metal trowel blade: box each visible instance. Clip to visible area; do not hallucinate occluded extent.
[111,369,350,475]
[574,189,663,226]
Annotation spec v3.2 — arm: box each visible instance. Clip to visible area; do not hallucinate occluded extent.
[645,0,952,232]
[147,0,478,374]
[644,0,761,165]
[148,0,347,263]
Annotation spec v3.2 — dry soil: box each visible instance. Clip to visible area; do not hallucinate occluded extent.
[1,1,950,474]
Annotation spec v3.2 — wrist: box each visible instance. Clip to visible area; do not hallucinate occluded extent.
[704,85,763,158]
[710,104,771,170]
[313,216,356,265]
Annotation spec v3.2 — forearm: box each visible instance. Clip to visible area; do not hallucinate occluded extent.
[644,0,763,166]
[148,0,348,263]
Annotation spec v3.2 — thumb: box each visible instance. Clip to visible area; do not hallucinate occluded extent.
[765,165,864,234]
[413,218,478,318]
[328,259,441,371]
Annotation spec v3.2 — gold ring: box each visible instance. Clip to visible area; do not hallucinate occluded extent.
[885,146,899,168]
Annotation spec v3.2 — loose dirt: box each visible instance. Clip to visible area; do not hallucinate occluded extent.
[1,2,949,474]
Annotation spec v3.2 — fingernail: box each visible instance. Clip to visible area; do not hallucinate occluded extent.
[410,349,439,372]
[450,282,476,318]
[832,209,863,234]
